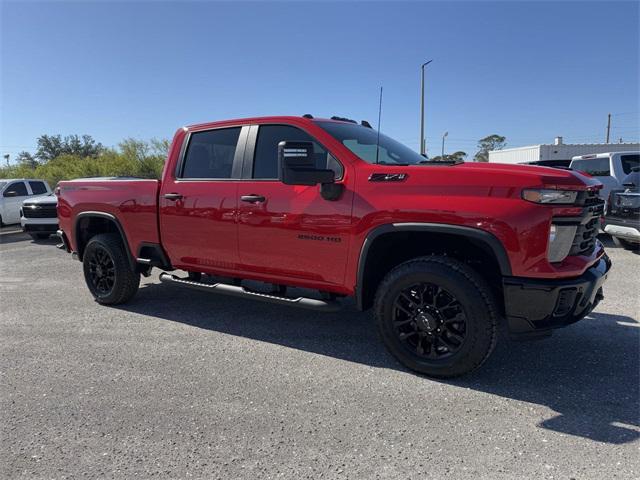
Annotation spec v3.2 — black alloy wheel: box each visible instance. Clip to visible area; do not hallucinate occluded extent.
[392,282,467,359]
[87,246,116,295]
[374,256,498,378]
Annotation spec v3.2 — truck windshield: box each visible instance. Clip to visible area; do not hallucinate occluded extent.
[317,121,425,165]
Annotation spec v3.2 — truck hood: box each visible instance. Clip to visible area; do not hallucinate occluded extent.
[455,162,601,190]
[22,194,57,206]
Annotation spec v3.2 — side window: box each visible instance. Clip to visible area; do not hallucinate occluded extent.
[29,181,47,195]
[571,158,610,177]
[620,154,639,175]
[4,181,28,197]
[253,125,343,180]
[181,127,241,179]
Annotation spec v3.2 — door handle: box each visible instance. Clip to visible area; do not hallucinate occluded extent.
[163,193,183,201]
[240,194,266,203]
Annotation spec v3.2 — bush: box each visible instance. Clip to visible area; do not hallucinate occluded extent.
[0,138,167,188]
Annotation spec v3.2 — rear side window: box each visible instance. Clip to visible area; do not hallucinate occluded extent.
[181,127,241,179]
[620,154,639,175]
[253,125,343,179]
[571,158,610,176]
[29,181,47,195]
[4,181,28,197]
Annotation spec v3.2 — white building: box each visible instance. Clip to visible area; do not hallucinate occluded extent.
[488,137,640,166]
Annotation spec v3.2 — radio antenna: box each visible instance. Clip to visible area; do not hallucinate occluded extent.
[375,86,383,164]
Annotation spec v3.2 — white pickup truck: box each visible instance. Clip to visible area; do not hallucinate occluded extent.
[569,151,640,205]
[0,179,52,226]
[20,193,58,240]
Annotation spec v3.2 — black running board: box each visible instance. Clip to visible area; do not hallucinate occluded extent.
[158,273,341,312]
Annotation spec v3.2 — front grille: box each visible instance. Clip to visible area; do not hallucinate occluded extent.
[568,190,604,256]
[22,205,57,219]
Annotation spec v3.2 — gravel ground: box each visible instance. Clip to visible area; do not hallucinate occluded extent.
[1,229,638,479]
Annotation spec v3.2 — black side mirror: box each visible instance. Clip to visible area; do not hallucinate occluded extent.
[278,141,335,186]
[3,190,18,197]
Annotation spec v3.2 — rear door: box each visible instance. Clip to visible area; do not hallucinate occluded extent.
[28,181,49,197]
[2,181,29,224]
[159,126,247,274]
[235,124,353,288]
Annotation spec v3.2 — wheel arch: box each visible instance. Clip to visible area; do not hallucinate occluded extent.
[355,223,512,311]
[74,211,135,268]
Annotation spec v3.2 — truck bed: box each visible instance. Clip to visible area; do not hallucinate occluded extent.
[57,177,161,257]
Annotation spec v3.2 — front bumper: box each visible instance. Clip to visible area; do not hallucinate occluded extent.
[22,222,59,233]
[21,216,58,229]
[503,255,611,338]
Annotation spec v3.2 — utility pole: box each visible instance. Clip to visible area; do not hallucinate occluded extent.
[441,132,448,159]
[420,60,433,156]
[3,154,9,167]
[606,113,611,143]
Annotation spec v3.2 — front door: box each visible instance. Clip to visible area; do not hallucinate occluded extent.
[159,126,246,274]
[3,181,29,224]
[236,124,353,288]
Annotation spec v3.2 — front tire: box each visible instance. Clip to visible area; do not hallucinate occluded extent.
[83,233,140,305]
[374,256,498,378]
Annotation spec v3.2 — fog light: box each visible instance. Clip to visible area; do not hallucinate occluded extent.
[548,223,577,263]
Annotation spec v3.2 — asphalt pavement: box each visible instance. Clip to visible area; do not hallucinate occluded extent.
[1,228,638,479]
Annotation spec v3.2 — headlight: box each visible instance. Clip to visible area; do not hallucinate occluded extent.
[522,189,578,204]
[548,223,577,263]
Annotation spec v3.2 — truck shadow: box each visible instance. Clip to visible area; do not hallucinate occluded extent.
[119,281,639,445]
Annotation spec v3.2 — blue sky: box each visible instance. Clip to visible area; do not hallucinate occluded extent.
[1,1,638,161]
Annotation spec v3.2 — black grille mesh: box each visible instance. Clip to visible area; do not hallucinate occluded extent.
[22,205,57,219]
[568,190,604,256]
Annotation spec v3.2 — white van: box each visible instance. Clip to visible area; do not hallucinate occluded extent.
[569,151,640,204]
[0,179,52,226]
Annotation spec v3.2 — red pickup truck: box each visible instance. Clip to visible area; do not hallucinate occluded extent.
[57,115,610,377]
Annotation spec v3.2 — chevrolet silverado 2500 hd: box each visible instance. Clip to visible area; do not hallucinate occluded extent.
[56,115,611,377]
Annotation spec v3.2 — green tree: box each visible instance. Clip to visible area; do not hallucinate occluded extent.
[16,151,38,169]
[474,135,506,162]
[35,134,103,162]
[0,136,168,186]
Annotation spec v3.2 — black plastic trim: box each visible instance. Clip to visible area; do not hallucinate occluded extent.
[136,241,173,270]
[355,223,512,310]
[73,211,135,268]
[503,255,610,336]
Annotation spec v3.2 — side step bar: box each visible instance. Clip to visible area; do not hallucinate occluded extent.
[158,273,342,312]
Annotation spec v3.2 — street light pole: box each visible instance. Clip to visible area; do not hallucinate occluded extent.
[420,59,433,156]
[441,131,448,159]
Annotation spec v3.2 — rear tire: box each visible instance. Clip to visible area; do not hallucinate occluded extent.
[612,236,640,251]
[83,233,140,305]
[374,256,498,378]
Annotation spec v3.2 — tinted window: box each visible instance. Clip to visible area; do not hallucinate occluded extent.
[29,181,47,195]
[253,125,343,179]
[318,121,425,165]
[181,128,241,179]
[571,158,610,176]
[4,182,28,197]
[621,154,640,175]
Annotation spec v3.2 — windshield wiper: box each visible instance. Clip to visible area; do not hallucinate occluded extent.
[376,161,410,166]
[418,159,464,165]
